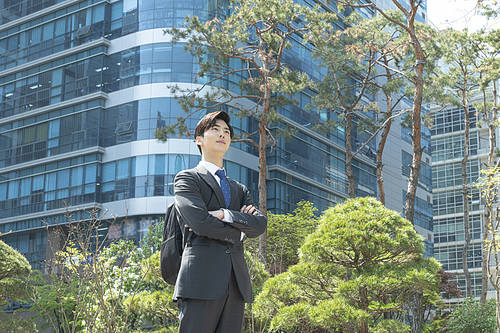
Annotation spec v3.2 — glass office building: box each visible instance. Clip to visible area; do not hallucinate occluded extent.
[0,0,429,270]
[431,101,498,300]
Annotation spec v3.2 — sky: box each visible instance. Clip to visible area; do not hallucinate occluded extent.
[427,0,499,31]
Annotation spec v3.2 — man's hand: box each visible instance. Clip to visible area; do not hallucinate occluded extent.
[208,209,224,220]
[240,205,259,215]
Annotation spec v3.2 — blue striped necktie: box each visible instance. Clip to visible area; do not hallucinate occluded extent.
[215,169,231,208]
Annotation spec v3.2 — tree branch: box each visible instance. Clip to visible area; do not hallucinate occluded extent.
[232,138,259,150]
[352,109,409,158]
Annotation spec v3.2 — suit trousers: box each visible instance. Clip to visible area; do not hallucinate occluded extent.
[178,269,245,333]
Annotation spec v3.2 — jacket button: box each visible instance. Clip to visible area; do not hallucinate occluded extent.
[225,249,231,254]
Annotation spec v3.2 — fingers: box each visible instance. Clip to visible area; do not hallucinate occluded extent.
[241,205,259,215]
[184,224,192,231]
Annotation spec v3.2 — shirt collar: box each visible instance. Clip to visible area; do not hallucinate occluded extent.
[199,160,225,178]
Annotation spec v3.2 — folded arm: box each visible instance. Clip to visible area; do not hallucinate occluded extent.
[174,171,241,244]
[225,185,267,238]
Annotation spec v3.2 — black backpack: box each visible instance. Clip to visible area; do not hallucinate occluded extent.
[160,202,190,285]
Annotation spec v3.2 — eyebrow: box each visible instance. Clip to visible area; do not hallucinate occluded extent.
[212,124,230,131]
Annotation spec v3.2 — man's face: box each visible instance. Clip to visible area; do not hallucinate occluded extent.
[196,118,231,157]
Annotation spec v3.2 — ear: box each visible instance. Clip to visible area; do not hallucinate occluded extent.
[195,135,203,146]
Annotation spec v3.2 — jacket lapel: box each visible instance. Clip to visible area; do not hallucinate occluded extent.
[195,165,226,208]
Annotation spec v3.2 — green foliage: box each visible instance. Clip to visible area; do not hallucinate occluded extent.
[139,220,163,259]
[0,314,37,333]
[372,319,411,333]
[0,240,31,281]
[243,250,271,331]
[432,29,483,111]
[447,298,498,332]
[266,200,319,273]
[0,240,31,306]
[0,241,35,333]
[254,198,441,332]
[474,29,499,130]
[477,0,499,17]
[29,272,83,332]
[17,220,179,333]
[124,252,178,330]
[300,197,425,266]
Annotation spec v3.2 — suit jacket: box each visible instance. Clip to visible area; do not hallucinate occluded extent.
[173,164,267,303]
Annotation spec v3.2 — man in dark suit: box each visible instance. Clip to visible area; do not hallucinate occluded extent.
[173,110,267,332]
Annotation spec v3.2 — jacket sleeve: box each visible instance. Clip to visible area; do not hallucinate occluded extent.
[226,184,267,238]
[174,170,241,244]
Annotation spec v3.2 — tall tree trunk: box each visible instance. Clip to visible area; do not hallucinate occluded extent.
[405,23,425,333]
[403,28,424,225]
[481,79,498,303]
[481,76,490,303]
[410,292,425,333]
[377,91,393,206]
[461,86,472,298]
[257,84,270,265]
[492,207,500,333]
[345,111,355,198]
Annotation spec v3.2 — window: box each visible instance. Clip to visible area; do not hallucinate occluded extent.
[117,159,129,179]
[103,162,116,182]
[154,155,165,175]
[57,169,70,189]
[46,172,56,191]
[0,183,7,200]
[20,178,31,197]
[434,243,482,271]
[135,155,148,177]
[433,188,480,216]
[431,132,479,162]
[31,26,41,44]
[431,106,477,135]
[402,150,432,189]
[33,175,44,191]
[55,18,66,36]
[71,166,83,186]
[24,126,35,144]
[42,22,54,41]
[85,164,97,183]
[112,2,123,20]
[226,161,240,180]
[432,159,480,189]
[92,4,105,23]
[434,215,482,244]
[7,35,18,50]
[8,180,19,199]
[123,0,137,13]
[174,154,186,174]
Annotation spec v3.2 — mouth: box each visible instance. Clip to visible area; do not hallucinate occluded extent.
[217,141,226,144]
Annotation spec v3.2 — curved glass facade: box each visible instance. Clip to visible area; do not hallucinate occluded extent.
[0,0,224,71]
[0,0,392,270]
[0,152,257,221]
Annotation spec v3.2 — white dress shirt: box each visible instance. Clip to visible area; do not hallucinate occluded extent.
[198,160,233,223]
